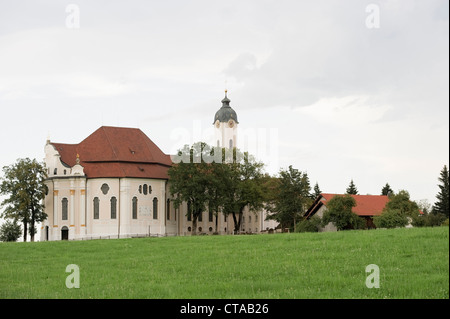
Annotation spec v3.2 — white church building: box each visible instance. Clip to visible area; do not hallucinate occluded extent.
[40,92,278,241]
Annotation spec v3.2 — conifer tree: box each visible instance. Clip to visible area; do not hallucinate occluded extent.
[432,165,449,217]
[346,179,358,195]
[313,182,322,198]
[381,183,393,196]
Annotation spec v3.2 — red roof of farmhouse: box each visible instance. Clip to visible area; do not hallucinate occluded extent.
[305,193,390,218]
[50,126,172,179]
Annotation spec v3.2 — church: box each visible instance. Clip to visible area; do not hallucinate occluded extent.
[40,92,277,240]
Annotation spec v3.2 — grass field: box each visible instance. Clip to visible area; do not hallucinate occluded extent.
[0,227,448,299]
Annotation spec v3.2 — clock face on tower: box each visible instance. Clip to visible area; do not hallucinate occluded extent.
[215,120,220,128]
[228,120,234,128]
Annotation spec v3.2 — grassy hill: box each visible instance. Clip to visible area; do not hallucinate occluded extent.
[0,227,448,299]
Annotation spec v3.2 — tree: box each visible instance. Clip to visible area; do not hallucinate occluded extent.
[168,143,266,235]
[313,182,322,198]
[384,190,420,217]
[321,194,365,230]
[220,148,266,233]
[0,220,22,242]
[346,179,359,195]
[432,165,449,218]
[0,158,48,242]
[268,166,312,232]
[381,183,393,196]
[168,143,217,235]
[374,190,421,229]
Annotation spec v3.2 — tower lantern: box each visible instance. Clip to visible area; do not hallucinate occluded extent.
[213,90,238,148]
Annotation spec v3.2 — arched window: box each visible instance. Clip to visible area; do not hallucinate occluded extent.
[132,197,138,219]
[143,184,148,195]
[93,197,99,219]
[209,209,213,222]
[153,197,158,219]
[187,201,192,221]
[110,197,117,219]
[229,139,233,149]
[54,168,57,175]
[166,199,170,220]
[61,198,68,220]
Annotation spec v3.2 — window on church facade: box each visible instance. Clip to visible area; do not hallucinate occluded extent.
[110,197,117,219]
[101,183,110,195]
[229,139,233,148]
[153,197,158,219]
[166,199,170,220]
[62,198,68,220]
[187,201,192,221]
[132,197,138,219]
[93,197,99,219]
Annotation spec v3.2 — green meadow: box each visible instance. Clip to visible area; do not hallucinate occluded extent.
[0,227,448,299]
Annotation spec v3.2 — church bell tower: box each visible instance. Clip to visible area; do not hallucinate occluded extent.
[213,90,238,149]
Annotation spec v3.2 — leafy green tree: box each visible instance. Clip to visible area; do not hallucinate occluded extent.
[346,179,359,195]
[169,143,217,235]
[0,219,22,242]
[381,183,393,196]
[0,158,47,242]
[432,165,449,217]
[374,190,422,229]
[268,166,312,232]
[169,143,266,234]
[220,148,266,233]
[384,190,420,217]
[321,194,365,230]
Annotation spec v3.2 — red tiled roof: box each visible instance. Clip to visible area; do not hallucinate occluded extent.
[320,193,389,216]
[51,126,172,179]
[305,193,390,218]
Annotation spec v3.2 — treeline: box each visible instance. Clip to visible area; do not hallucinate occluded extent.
[169,143,449,233]
[0,145,448,241]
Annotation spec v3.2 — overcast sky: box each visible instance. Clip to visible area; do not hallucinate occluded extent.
[0,0,448,212]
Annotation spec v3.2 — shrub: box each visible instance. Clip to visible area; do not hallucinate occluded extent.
[373,209,408,229]
[296,215,321,233]
[412,213,447,227]
[0,220,22,242]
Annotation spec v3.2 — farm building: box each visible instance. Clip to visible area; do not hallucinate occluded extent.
[304,193,390,231]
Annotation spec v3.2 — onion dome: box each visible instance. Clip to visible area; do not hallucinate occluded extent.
[213,90,239,124]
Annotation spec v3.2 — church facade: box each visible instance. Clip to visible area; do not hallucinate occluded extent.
[40,93,277,241]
